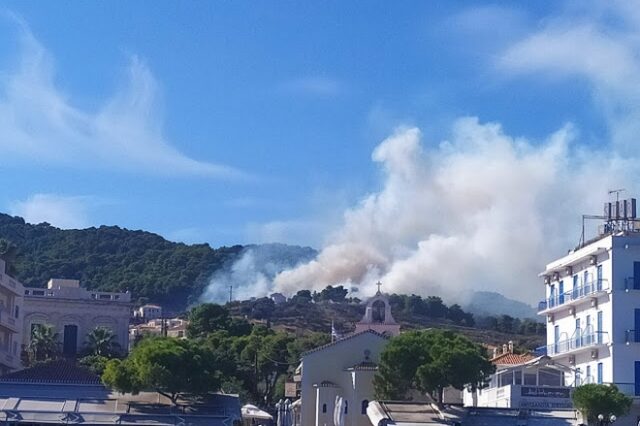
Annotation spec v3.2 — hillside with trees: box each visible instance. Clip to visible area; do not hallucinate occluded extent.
[0,213,315,310]
[227,286,546,349]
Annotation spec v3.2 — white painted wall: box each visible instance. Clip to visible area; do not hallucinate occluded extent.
[299,331,387,426]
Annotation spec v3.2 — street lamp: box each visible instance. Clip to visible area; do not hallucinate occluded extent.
[598,413,617,425]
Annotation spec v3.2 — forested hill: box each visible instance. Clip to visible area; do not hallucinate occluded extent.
[0,213,317,310]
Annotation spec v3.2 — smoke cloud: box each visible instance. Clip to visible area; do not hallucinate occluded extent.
[269,2,640,306]
[201,244,316,304]
[272,118,634,304]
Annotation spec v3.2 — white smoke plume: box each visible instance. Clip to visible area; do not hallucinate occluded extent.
[201,244,316,304]
[269,2,640,305]
[202,249,273,304]
[273,119,635,304]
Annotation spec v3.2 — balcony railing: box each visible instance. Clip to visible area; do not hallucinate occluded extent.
[538,279,608,312]
[536,331,608,357]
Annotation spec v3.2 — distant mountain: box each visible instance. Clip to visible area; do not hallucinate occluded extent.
[0,213,314,310]
[464,291,538,319]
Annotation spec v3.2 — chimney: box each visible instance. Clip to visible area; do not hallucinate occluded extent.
[508,341,514,353]
[502,344,508,354]
[492,347,498,358]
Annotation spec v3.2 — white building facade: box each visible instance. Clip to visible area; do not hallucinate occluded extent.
[539,229,640,425]
[294,289,400,426]
[135,304,162,321]
[0,259,24,373]
[23,279,131,357]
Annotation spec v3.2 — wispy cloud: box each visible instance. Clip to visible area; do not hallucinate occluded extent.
[9,193,92,229]
[279,76,344,97]
[0,14,247,179]
[497,1,640,154]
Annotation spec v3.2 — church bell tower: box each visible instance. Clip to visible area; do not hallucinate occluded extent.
[354,282,400,336]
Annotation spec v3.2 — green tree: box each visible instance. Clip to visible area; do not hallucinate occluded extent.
[314,285,348,303]
[572,384,632,425]
[79,354,110,375]
[186,303,231,338]
[0,239,18,275]
[374,330,494,404]
[86,326,120,357]
[102,337,221,405]
[27,324,60,364]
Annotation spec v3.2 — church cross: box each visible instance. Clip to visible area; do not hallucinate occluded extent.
[376,281,382,294]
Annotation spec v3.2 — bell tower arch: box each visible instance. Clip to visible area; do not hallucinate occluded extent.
[354,282,400,336]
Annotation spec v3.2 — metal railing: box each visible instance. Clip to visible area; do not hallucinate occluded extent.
[537,330,608,356]
[538,279,608,312]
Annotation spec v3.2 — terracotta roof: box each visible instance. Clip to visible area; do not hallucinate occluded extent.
[490,352,536,365]
[302,329,389,357]
[0,360,101,385]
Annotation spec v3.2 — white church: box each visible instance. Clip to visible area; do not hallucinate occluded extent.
[291,287,400,426]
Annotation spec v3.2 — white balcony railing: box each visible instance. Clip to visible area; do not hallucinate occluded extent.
[538,279,608,313]
[537,330,608,357]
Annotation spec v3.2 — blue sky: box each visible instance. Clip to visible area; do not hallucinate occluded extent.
[0,1,620,257]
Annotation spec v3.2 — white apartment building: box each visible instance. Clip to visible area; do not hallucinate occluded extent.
[538,199,640,425]
[0,259,24,373]
[23,279,131,357]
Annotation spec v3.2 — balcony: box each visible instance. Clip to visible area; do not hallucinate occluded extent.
[538,279,608,314]
[536,330,608,357]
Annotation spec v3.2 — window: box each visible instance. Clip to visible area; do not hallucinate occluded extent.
[586,365,592,383]
[524,373,537,386]
[361,400,369,415]
[575,368,582,386]
[597,265,603,290]
[584,270,589,290]
[514,370,522,385]
[322,404,327,414]
[597,363,603,384]
[14,306,18,319]
[344,401,348,415]
[539,368,562,386]
[499,371,513,387]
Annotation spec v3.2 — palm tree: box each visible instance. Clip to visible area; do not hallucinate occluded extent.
[28,324,60,363]
[86,326,119,357]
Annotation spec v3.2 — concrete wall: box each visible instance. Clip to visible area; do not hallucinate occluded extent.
[23,297,130,354]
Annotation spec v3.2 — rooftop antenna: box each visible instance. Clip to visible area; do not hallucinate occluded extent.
[229,285,233,303]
